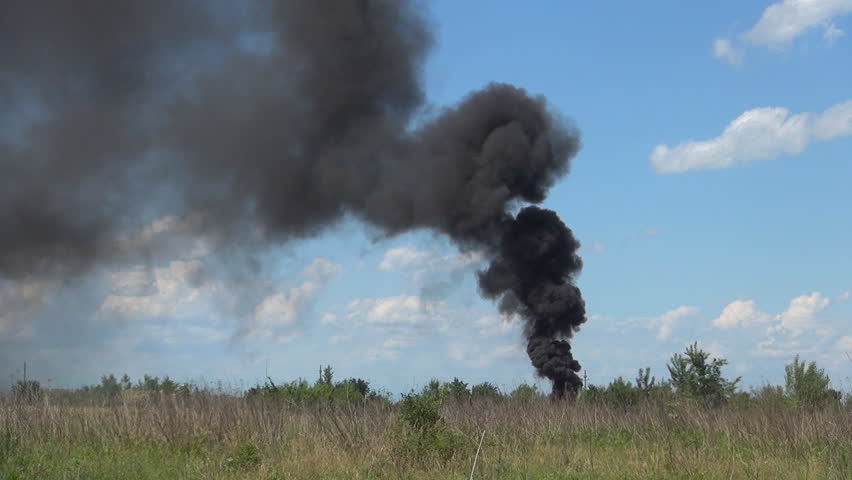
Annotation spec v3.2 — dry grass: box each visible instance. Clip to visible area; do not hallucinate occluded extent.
[1,391,850,479]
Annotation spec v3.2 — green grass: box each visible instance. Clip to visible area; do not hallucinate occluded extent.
[1,394,850,479]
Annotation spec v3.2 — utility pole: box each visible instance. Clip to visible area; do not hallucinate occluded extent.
[23,361,26,384]
[583,370,588,388]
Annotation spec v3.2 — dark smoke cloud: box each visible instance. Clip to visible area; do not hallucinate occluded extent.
[0,0,586,393]
[479,207,586,397]
[0,0,232,277]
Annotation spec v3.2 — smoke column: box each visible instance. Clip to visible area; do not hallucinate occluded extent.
[0,0,586,395]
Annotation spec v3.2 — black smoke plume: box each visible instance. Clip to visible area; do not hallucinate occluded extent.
[479,207,586,398]
[0,0,586,393]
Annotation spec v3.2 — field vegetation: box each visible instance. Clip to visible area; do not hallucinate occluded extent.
[1,346,850,479]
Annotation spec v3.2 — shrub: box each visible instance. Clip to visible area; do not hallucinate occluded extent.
[579,384,605,404]
[97,374,123,398]
[398,391,442,431]
[393,391,462,464]
[471,382,500,399]
[578,378,639,407]
[246,371,379,405]
[336,378,370,398]
[604,377,639,407]
[784,355,840,408]
[420,379,446,400]
[136,374,163,392]
[445,378,470,401]
[667,342,740,405]
[750,384,791,409]
[636,367,656,396]
[227,440,262,471]
[510,383,541,402]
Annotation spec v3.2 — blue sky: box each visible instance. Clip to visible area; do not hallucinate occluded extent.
[3,0,851,394]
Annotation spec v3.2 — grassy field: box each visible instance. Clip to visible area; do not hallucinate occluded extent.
[1,391,850,479]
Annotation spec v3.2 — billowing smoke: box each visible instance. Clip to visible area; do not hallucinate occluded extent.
[0,0,585,394]
[480,207,586,398]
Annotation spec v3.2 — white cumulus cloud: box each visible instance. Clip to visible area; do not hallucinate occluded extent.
[446,342,524,368]
[752,336,806,357]
[142,324,228,346]
[745,0,852,49]
[378,246,433,271]
[651,100,852,173]
[771,292,830,336]
[835,334,852,351]
[303,257,342,282]
[320,312,338,325]
[474,314,517,337]
[713,300,772,328]
[246,258,340,341]
[99,260,212,319]
[713,1,852,65]
[361,295,444,325]
[824,22,847,44]
[713,38,743,65]
[632,305,699,340]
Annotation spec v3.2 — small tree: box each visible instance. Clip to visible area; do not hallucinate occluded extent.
[445,378,470,401]
[99,374,123,398]
[579,384,606,404]
[421,379,444,399]
[784,355,839,407]
[320,365,334,386]
[636,367,656,396]
[136,374,161,392]
[605,377,638,407]
[667,342,740,405]
[471,382,500,399]
[160,376,178,394]
[510,383,541,402]
[751,384,789,408]
[336,378,370,398]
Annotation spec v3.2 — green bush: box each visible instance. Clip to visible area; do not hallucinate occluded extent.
[226,440,262,471]
[81,373,197,402]
[420,379,446,400]
[510,383,541,402]
[784,355,840,408]
[336,378,370,398]
[580,370,675,407]
[750,384,791,409]
[471,382,500,399]
[393,391,463,464]
[246,365,381,405]
[579,384,605,404]
[579,377,639,407]
[96,374,123,398]
[398,391,442,431]
[636,367,656,396]
[605,377,639,407]
[445,378,470,401]
[667,342,740,405]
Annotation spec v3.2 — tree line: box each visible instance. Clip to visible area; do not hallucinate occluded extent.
[8,343,847,409]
